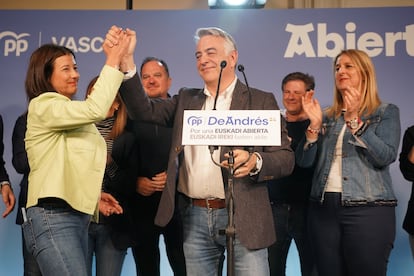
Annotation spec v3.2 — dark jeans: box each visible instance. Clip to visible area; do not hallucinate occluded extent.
[308,192,395,276]
[131,211,186,276]
[268,202,316,276]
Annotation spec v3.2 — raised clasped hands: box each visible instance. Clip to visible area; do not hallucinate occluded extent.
[103,25,137,71]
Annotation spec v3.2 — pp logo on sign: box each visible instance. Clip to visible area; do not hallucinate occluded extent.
[0,31,30,56]
[187,116,203,126]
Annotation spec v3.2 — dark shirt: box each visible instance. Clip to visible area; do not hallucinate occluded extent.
[128,119,172,217]
[132,121,172,178]
[267,119,314,204]
[400,126,414,234]
[125,118,173,244]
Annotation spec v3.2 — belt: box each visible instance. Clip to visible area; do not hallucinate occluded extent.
[37,197,70,208]
[192,198,226,209]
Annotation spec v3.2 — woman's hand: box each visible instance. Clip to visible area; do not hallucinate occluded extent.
[302,90,322,129]
[102,25,131,70]
[342,86,362,120]
[99,191,123,216]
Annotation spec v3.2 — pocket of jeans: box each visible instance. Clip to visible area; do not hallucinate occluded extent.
[22,218,36,256]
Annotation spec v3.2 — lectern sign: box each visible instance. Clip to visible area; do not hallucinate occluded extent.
[182,110,281,146]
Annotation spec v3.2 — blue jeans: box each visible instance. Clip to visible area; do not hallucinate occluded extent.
[308,192,395,276]
[268,202,317,276]
[87,222,127,276]
[22,203,90,276]
[182,204,269,276]
[21,231,42,276]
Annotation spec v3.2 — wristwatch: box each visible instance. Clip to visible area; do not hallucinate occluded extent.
[250,152,262,175]
[346,117,361,130]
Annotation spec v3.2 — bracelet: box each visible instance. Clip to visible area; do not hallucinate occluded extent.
[0,181,12,192]
[354,122,368,137]
[307,126,320,134]
[346,117,362,130]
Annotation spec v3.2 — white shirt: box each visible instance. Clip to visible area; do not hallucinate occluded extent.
[177,77,237,199]
[326,124,346,193]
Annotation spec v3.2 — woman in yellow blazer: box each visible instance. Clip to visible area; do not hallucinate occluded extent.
[22,28,133,276]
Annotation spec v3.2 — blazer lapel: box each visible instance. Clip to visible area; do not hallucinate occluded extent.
[187,88,206,110]
[230,80,249,110]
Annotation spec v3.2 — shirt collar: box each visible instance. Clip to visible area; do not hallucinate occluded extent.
[203,76,238,100]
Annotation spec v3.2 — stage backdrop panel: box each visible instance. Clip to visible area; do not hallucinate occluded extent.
[0,7,413,275]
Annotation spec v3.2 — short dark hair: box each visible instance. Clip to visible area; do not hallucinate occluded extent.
[281,72,315,92]
[25,43,76,101]
[140,56,170,77]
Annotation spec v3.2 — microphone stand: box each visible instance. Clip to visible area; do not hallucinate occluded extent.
[213,60,227,110]
[209,147,253,276]
[225,149,235,276]
[209,61,254,275]
[238,64,252,110]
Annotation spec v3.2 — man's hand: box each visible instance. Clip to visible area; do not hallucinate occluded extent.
[221,149,256,178]
[1,184,15,218]
[120,28,137,72]
[136,171,167,196]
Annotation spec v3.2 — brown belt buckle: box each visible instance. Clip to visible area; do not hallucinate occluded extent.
[205,199,212,209]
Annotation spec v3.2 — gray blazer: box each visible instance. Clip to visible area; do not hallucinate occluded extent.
[120,74,294,249]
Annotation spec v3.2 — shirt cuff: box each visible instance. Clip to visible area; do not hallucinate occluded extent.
[304,137,318,150]
[123,65,137,80]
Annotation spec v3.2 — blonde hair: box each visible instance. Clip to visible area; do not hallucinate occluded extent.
[85,76,127,139]
[326,49,381,118]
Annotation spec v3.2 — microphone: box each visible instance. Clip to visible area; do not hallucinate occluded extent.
[209,60,227,154]
[238,64,255,156]
[213,60,227,110]
[237,64,252,110]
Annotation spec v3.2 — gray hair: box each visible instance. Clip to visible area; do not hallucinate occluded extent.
[194,27,237,54]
